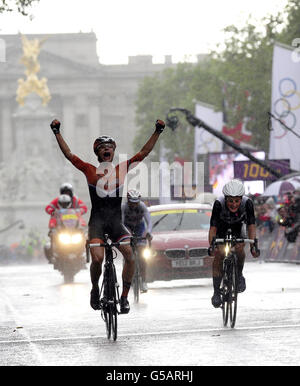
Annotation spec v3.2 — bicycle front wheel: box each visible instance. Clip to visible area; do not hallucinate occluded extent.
[133,272,140,303]
[110,306,118,341]
[133,251,140,303]
[221,278,230,327]
[104,309,111,339]
[229,261,238,328]
[107,265,118,341]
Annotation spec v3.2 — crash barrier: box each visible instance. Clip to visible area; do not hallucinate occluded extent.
[256,223,300,263]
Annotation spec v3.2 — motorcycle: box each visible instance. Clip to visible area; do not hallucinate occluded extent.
[45,208,87,283]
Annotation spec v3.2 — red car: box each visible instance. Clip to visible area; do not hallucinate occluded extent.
[145,203,212,282]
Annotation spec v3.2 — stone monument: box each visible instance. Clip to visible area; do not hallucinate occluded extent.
[0,35,66,245]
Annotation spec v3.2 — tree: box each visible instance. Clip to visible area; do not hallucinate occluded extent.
[0,0,39,15]
[134,60,223,161]
[134,0,300,159]
[210,14,284,151]
[278,0,300,45]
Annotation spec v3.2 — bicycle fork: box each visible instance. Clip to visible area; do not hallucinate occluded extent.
[221,257,234,304]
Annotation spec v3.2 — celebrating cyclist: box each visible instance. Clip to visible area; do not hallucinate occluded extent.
[122,190,152,292]
[208,179,260,308]
[49,118,165,313]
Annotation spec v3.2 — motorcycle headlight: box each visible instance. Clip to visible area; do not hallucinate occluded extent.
[143,247,152,260]
[58,233,71,245]
[71,233,83,244]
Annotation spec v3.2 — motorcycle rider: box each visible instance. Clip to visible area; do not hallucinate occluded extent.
[44,184,88,263]
[208,179,260,308]
[45,183,88,229]
[49,118,164,313]
[122,190,152,293]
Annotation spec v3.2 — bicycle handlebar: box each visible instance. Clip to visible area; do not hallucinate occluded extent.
[208,236,260,258]
[89,240,131,248]
[88,235,152,249]
[214,238,255,244]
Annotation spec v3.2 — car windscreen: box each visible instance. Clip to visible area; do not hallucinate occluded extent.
[151,209,211,232]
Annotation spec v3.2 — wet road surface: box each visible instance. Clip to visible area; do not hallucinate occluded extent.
[1,260,300,366]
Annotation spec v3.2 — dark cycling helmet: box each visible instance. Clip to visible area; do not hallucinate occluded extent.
[93,136,116,155]
[58,194,72,209]
[60,183,74,198]
[222,179,245,197]
[127,189,141,203]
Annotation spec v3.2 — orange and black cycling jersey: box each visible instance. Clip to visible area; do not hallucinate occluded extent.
[70,152,144,224]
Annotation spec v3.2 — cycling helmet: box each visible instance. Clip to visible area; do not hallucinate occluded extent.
[127,189,141,203]
[222,179,245,197]
[60,183,74,198]
[93,136,116,155]
[58,194,72,209]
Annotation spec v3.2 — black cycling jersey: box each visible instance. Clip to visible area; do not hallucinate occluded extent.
[210,196,256,238]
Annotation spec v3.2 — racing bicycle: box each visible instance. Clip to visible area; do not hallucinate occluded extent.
[86,234,130,341]
[211,229,257,328]
[131,233,152,303]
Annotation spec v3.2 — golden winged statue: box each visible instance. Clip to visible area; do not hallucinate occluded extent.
[16,34,51,106]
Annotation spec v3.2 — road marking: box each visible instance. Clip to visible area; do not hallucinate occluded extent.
[0,292,46,365]
[1,323,300,345]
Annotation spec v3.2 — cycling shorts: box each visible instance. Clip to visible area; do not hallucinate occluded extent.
[88,217,131,243]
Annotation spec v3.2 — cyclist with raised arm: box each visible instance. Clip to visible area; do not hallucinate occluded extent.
[122,190,153,292]
[49,118,165,313]
[208,179,260,308]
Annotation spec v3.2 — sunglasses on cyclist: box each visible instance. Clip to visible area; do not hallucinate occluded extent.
[98,143,115,150]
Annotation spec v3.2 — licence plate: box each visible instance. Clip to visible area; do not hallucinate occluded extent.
[171,259,203,268]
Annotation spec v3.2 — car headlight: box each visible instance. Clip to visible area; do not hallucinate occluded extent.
[71,233,83,244]
[143,247,152,260]
[58,233,71,245]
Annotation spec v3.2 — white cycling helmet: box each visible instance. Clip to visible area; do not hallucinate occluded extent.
[127,189,141,203]
[58,194,72,209]
[222,179,245,197]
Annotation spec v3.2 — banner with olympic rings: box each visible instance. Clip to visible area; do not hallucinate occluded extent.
[269,42,300,171]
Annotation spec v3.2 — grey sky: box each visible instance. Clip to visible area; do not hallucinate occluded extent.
[0,0,289,64]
